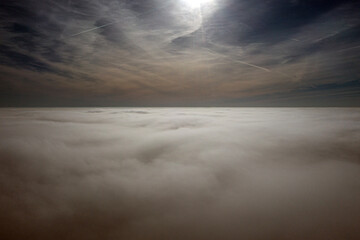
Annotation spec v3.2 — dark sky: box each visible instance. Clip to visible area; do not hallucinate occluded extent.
[0,0,360,106]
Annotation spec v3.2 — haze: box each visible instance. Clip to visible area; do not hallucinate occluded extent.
[1,108,360,240]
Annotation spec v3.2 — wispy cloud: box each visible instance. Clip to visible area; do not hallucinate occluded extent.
[0,0,359,106]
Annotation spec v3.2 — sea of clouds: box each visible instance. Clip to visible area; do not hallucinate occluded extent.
[0,108,360,240]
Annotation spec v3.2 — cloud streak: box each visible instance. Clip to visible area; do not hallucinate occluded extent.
[70,21,121,37]
[0,0,359,106]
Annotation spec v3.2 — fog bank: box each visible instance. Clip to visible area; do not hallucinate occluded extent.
[0,108,360,240]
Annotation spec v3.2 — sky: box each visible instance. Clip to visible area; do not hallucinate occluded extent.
[0,0,360,107]
[1,108,360,239]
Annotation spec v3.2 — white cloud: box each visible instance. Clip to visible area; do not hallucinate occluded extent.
[0,108,360,239]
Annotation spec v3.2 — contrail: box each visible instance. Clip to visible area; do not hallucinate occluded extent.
[234,60,271,72]
[206,48,298,80]
[206,48,271,72]
[338,45,360,53]
[70,21,120,37]
[70,1,173,38]
[49,0,92,17]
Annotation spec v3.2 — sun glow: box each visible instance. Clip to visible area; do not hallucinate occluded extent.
[182,0,213,9]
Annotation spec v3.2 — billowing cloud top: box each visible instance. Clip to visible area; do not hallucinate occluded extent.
[1,108,360,239]
[0,0,360,106]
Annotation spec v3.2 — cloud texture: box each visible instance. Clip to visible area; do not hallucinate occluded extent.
[0,0,360,106]
[1,108,360,239]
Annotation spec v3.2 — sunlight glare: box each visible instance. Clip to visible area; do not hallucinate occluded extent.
[182,0,213,9]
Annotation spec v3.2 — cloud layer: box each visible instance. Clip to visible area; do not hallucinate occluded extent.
[1,108,360,239]
[0,0,360,106]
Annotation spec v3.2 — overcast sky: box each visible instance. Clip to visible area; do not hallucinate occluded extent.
[0,0,360,106]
